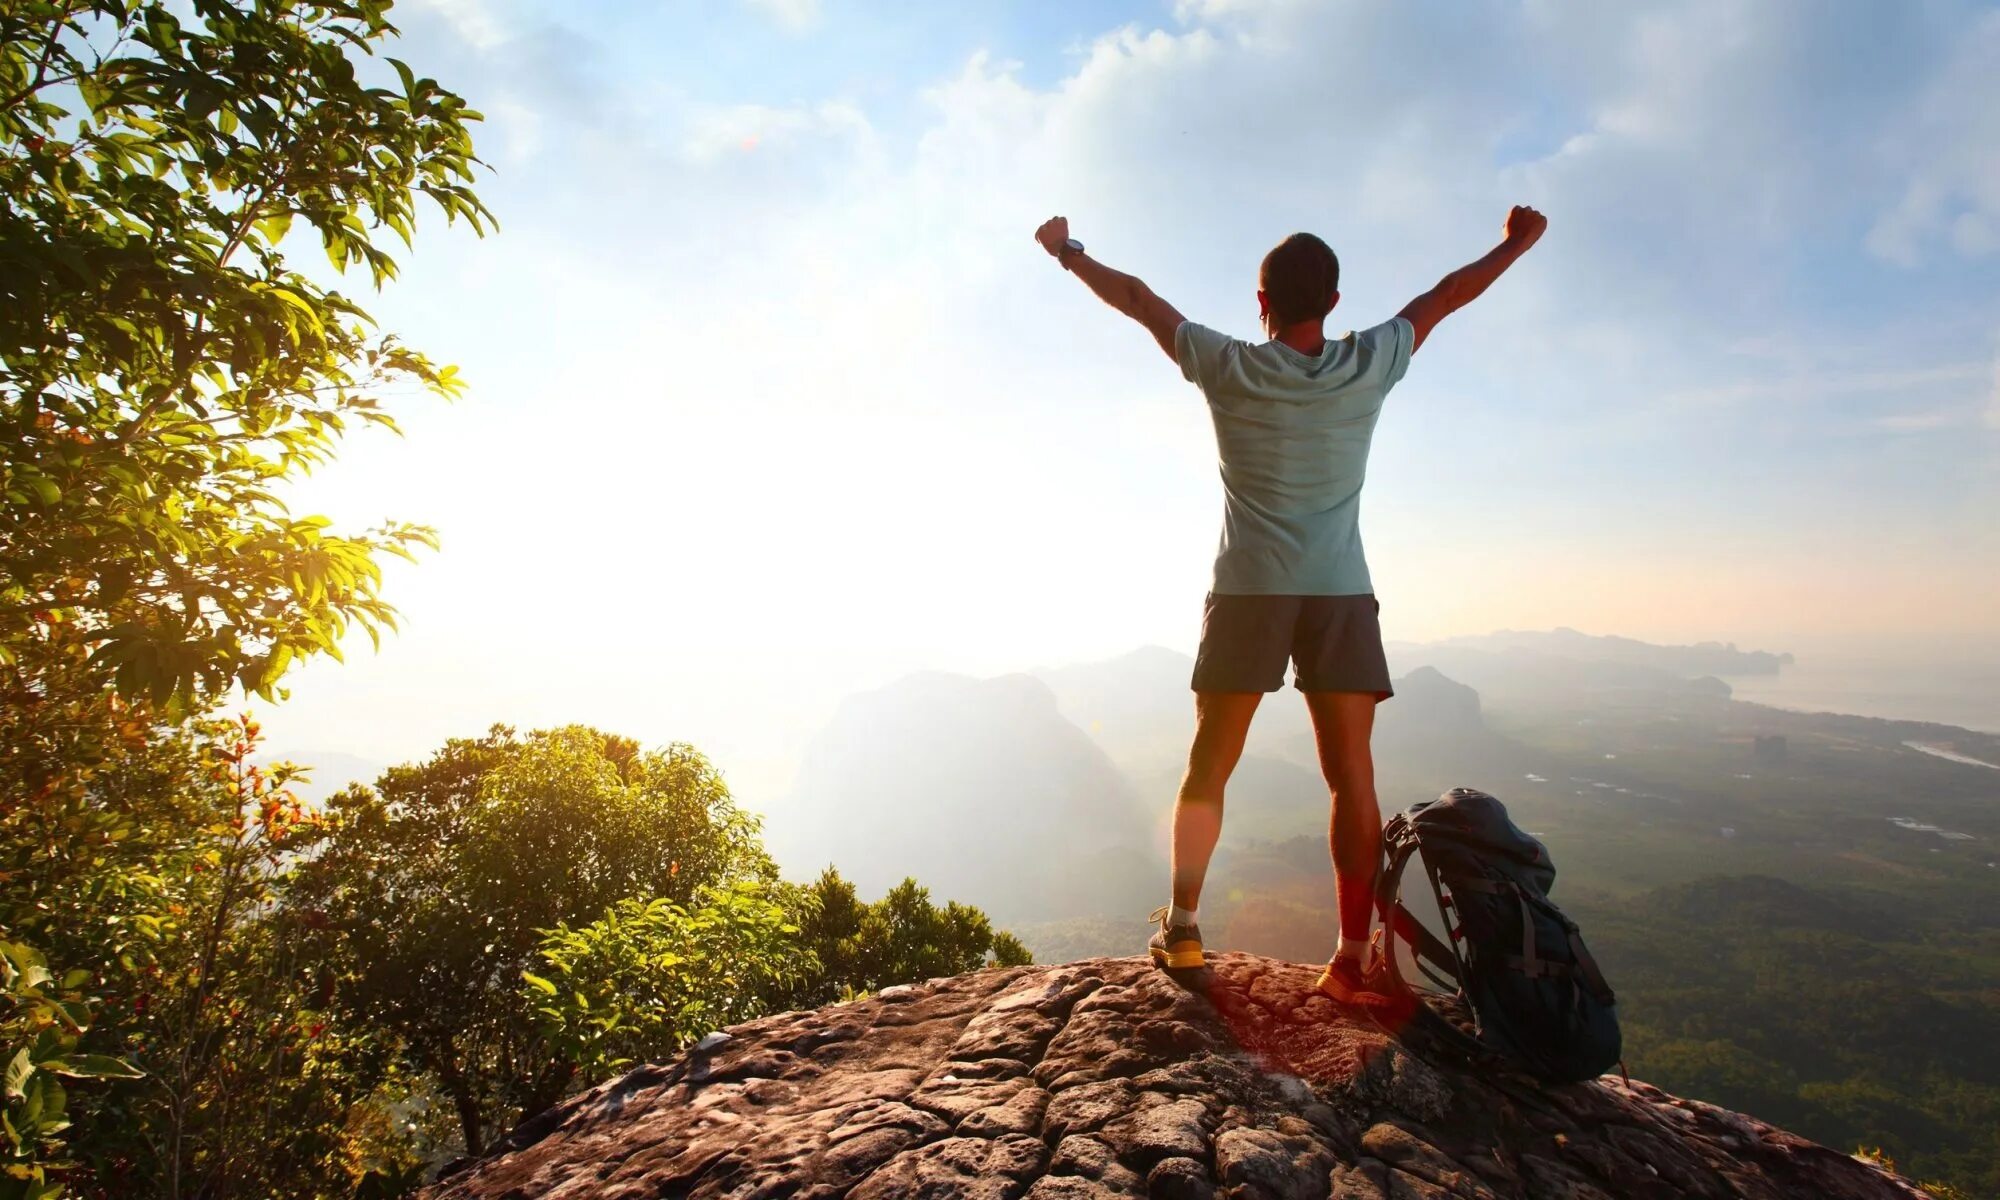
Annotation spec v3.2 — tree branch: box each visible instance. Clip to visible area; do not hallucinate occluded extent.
[0,5,79,113]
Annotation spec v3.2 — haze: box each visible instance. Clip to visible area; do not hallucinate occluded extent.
[260,0,2000,806]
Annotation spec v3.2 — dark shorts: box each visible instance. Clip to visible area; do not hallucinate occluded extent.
[1191,593,1393,698]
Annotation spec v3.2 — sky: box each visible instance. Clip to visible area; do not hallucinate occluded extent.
[262,0,2000,802]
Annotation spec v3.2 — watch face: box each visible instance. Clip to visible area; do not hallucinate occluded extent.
[1063,238,1084,252]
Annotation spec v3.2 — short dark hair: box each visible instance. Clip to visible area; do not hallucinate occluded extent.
[1259,233,1340,325]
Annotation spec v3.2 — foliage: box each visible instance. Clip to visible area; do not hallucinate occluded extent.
[0,0,490,712]
[0,617,428,1198]
[1,941,142,1200]
[0,618,194,978]
[0,618,194,1199]
[3,1,490,1180]
[525,883,809,1083]
[286,726,775,1156]
[283,725,1038,1160]
[1551,877,2000,1198]
[523,875,1035,1087]
[991,930,1033,968]
[9,704,408,1200]
[6,684,1040,1195]
[783,869,1032,1008]
[71,715,378,1199]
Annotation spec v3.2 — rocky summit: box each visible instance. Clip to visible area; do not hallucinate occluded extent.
[427,953,1932,1199]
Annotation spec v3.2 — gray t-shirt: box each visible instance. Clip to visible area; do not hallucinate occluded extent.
[1175,316,1415,595]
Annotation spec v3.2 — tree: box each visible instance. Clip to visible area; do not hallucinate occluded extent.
[286,727,774,1156]
[783,869,1033,1007]
[525,883,810,1086]
[2,5,488,1191]
[990,930,1034,969]
[0,617,207,1200]
[1,0,491,711]
[0,654,410,1199]
[79,717,361,1200]
[524,873,1034,1092]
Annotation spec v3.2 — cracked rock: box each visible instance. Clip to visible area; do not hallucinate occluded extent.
[426,953,1933,1200]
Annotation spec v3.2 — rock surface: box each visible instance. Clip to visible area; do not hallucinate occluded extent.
[427,954,1933,1200]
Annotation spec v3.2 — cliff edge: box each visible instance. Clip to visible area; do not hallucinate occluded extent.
[427,953,1931,1199]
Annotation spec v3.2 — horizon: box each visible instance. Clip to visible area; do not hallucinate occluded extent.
[265,623,2000,821]
[257,0,2000,803]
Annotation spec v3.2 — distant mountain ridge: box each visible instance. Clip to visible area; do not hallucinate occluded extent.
[1430,627,1794,677]
[770,625,1988,951]
[777,649,1536,927]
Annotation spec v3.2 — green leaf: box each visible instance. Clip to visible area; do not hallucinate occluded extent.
[25,1175,65,1200]
[3,1049,32,1100]
[46,1055,144,1081]
[521,971,557,996]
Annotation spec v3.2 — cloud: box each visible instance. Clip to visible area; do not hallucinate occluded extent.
[740,0,820,34]
[401,0,505,51]
[263,0,2000,784]
[374,0,2000,586]
[677,100,872,163]
[1865,8,2000,266]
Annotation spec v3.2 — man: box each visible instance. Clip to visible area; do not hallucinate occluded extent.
[1032,205,1547,1001]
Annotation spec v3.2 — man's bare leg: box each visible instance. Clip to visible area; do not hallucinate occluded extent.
[1304,691,1381,963]
[1169,691,1262,912]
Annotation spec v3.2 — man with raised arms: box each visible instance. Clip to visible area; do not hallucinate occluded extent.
[1032,205,1547,1000]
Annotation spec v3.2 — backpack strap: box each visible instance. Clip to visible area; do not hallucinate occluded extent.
[1369,814,1511,1069]
[1373,819,1461,989]
[1514,888,1542,978]
[1415,857,1468,990]
[1567,928,1616,1004]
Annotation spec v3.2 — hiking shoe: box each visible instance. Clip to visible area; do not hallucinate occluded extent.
[1147,906,1204,970]
[1316,935,1396,1006]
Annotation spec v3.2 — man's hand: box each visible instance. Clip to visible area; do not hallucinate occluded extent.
[1397,204,1548,353]
[1503,204,1548,251]
[1034,215,1071,258]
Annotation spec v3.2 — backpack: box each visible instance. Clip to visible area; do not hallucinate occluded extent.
[1373,786,1622,1083]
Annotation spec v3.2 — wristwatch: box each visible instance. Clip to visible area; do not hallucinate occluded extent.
[1058,237,1084,266]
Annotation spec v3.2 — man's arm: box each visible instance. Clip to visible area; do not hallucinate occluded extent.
[1397,205,1547,354]
[1034,215,1184,363]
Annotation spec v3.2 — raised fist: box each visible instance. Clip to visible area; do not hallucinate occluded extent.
[1504,205,1547,248]
[1034,215,1071,257]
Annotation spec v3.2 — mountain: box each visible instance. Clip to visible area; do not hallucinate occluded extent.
[427,954,1930,1200]
[1035,645,1313,770]
[775,654,1515,924]
[778,655,1529,928]
[1384,642,1736,706]
[1431,628,1794,677]
[773,671,1158,924]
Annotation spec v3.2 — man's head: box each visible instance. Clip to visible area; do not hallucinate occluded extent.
[1258,233,1340,333]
